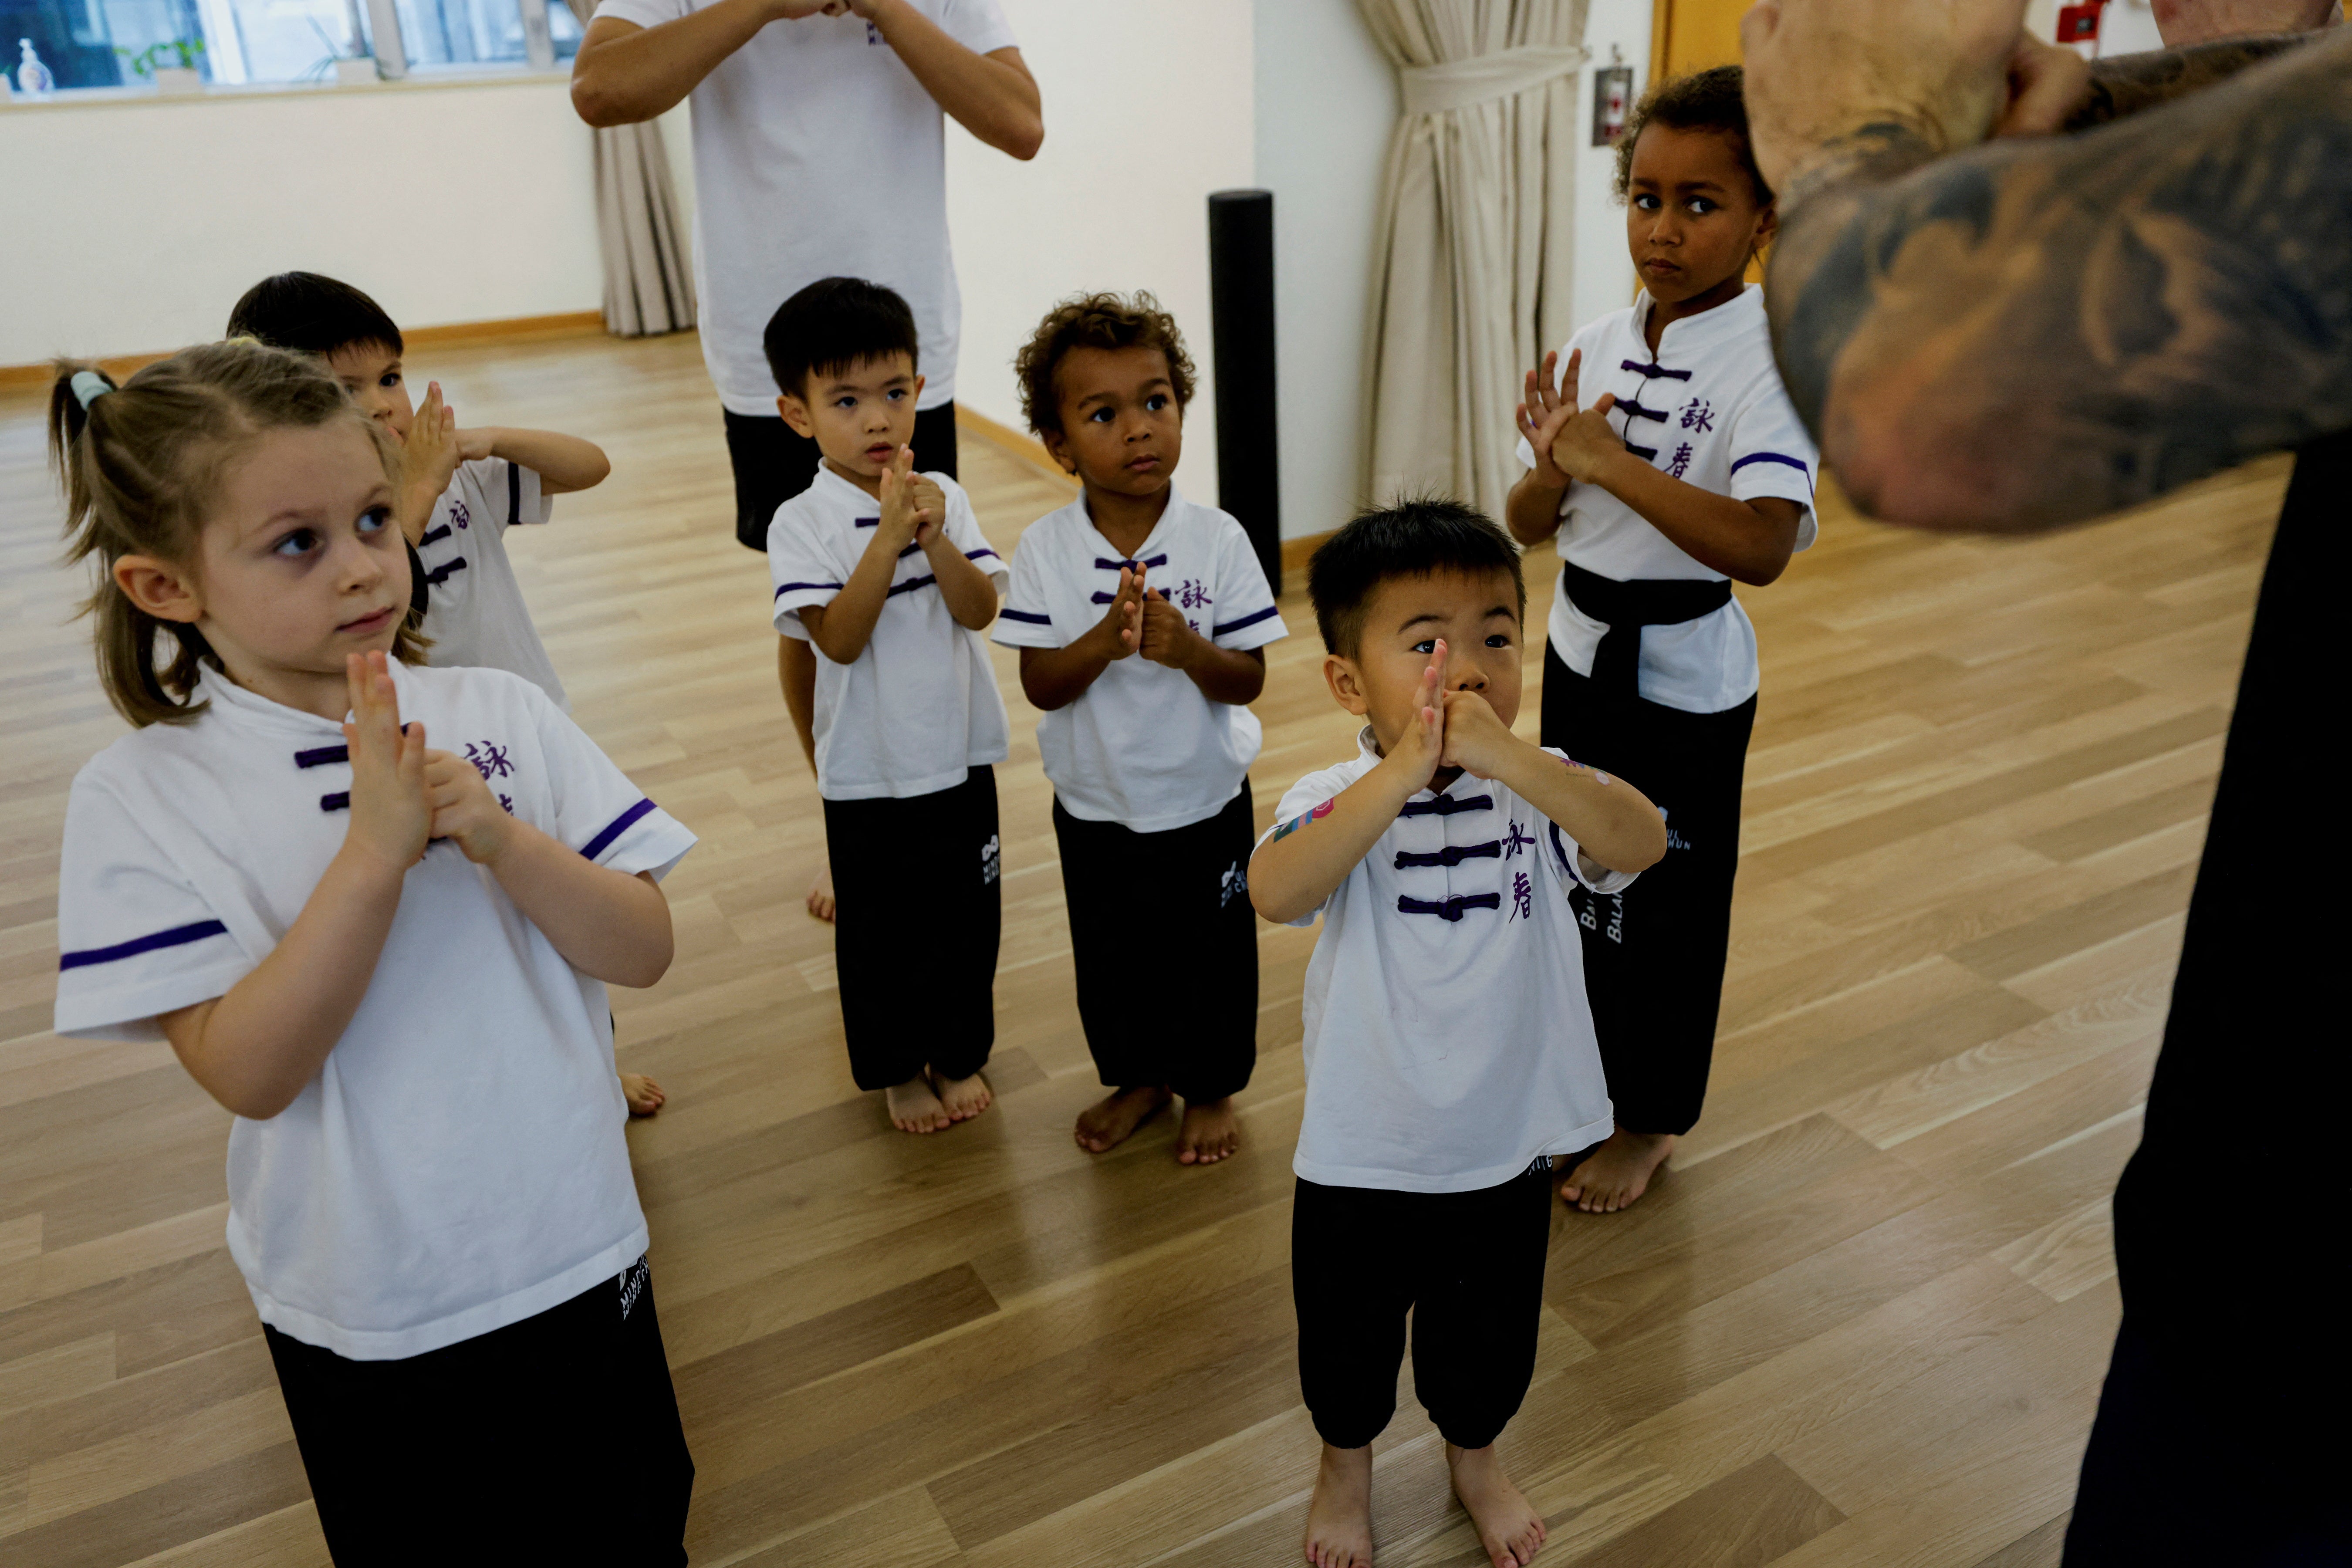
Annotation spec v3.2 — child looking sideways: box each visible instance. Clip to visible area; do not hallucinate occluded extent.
[229,272,664,1116]
[994,293,1285,1166]
[1251,503,1666,1568]
[763,277,1009,1135]
[1504,66,1819,1213]
[48,343,696,1562]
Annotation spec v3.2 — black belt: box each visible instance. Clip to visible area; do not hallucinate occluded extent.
[1561,562,1731,696]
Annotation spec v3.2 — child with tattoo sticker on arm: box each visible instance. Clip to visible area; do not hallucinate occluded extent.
[1251,502,1666,1568]
[1504,67,1819,1213]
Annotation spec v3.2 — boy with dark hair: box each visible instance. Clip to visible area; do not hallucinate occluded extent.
[993,292,1284,1166]
[1251,500,1667,1568]
[227,273,663,1122]
[762,276,1009,1135]
[1505,63,1819,1214]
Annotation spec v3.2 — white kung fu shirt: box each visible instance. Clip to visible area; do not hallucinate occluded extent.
[1515,285,1820,714]
[1265,730,1638,1193]
[52,661,696,1360]
[414,456,568,710]
[992,487,1287,832]
[768,465,1010,800]
[587,0,1017,416]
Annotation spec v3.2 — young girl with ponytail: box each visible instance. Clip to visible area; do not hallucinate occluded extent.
[47,341,697,1564]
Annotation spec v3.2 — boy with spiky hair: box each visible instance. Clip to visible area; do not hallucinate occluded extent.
[1252,500,1666,1568]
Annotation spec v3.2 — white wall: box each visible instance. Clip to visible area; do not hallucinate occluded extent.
[1253,0,1396,539]
[0,77,632,366]
[943,0,1257,506]
[1571,0,1652,337]
[2026,0,2168,51]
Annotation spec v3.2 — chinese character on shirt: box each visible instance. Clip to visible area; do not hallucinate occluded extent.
[1667,443,1694,479]
[464,740,514,781]
[1503,821,1534,859]
[1510,871,1533,920]
[1679,398,1716,433]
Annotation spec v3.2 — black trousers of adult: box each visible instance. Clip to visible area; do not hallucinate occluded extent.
[1292,1162,1555,1451]
[2062,437,2348,1564]
[822,766,1000,1090]
[1051,783,1257,1102]
[723,402,959,551]
[264,1257,692,1566]
[1541,644,1755,1135]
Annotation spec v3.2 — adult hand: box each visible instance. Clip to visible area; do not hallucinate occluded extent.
[1740,0,2029,196]
[1991,32,2095,136]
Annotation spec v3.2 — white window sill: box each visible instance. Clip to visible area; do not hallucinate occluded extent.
[0,64,572,112]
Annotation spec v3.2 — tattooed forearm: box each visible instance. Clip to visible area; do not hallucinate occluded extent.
[1767,27,2352,532]
[2065,32,2319,128]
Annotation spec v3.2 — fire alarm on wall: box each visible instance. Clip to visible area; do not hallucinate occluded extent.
[2055,0,2109,42]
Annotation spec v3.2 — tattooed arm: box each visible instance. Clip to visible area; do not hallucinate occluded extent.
[1754,23,2352,531]
[2065,32,2318,127]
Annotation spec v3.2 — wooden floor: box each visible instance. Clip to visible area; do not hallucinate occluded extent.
[0,331,2286,1568]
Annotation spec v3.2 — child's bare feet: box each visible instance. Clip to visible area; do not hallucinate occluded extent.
[1304,1442,1374,1568]
[1447,1443,1545,1567]
[885,1075,949,1133]
[1176,1096,1241,1165]
[933,1067,993,1122]
[1560,1128,1674,1213]
[806,865,836,923]
[1075,1085,1170,1153]
[620,1072,666,1117]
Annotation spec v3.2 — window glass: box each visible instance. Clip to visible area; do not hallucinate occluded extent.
[389,0,525,68]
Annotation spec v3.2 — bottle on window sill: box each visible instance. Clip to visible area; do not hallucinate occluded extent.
[16,39,56,97]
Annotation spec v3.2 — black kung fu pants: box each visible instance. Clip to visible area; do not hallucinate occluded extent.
[1292,1160,1555,1451]
[1542,644,1755,1136]
[724,402,960,551]
[264,1257,693,1567]
[1051,782,1258,1102]
[822,765,1001,1090]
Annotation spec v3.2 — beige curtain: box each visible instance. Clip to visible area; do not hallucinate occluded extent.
[565,0,697,336]
[1355,0,1588,518]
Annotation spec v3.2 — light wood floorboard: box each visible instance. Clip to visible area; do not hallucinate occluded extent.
[0,331,2284,1564]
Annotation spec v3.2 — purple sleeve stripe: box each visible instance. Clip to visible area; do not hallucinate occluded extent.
[775,581,845,598]
[1212,605,1279,637]
[60,918,229,972]
[1730,452,1811,478]
[966,548,1000,561]
[999,608,1052,625]
[581,798,657,862]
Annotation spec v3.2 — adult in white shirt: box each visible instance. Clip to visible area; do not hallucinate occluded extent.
[571,0,1042,551]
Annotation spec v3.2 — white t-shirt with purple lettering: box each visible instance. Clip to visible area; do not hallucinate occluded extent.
[53,661,695,1359]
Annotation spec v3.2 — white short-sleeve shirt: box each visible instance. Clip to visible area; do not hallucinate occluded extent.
[768,465,1010,800]
[1515,285,1819,713]
[586,0,1017,416]
[1262,731,1637,1193]
[415,456,568,710]
[991,487,1286,832]
[53,662,696,1360]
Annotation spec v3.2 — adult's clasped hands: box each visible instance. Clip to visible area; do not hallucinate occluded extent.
[1740,0,2088,199]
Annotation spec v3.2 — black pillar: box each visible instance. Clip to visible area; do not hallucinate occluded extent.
[1208,189,1282,594]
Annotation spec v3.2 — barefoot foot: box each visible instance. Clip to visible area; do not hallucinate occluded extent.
[1304,1443,1373,1568]
[1447,1443,1545,1567]
[806,865,836,923]
[885,1075,949,1133]
[1176,1096,1240,1165]
[1560,1128,1674,1213]
[620,1072,666,1117]
[933,1068,993,1123]
[1075,1085,1171,1153]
